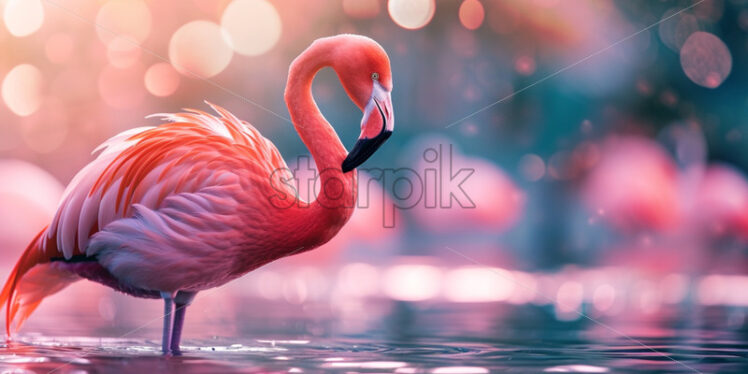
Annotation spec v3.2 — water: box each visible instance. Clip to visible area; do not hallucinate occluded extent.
[1,302,747,373]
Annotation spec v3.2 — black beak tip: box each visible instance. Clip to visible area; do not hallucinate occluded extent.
[341,130,392,173]
[343,94,392,173]
[341,160,355,173]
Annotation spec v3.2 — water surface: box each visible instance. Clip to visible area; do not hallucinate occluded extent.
[2,302,747,373]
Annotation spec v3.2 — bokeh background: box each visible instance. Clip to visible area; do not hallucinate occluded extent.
[1,0,748,353]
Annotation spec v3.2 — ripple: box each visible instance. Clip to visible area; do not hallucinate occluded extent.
[2,320,748,373]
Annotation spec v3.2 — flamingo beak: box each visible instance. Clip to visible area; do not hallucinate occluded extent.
[342,82,394,173]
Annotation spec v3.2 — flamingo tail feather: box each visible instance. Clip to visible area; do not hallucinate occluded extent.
[0,228,78,337]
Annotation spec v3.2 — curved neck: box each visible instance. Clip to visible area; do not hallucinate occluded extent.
[283,40,357,246]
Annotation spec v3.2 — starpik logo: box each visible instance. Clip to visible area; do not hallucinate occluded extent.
[268,144,475,228]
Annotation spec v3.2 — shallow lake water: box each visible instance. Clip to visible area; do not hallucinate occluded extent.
[1,301,747,373]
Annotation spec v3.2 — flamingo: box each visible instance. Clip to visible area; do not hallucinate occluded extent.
[582,136,680,232]
[0,34,394,354]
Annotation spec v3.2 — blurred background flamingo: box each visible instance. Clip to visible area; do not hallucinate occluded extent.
[408,138,524,234]
[582,136,681,233]
[693,164,748,242]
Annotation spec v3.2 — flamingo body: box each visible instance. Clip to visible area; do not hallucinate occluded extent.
[695,164,748,239]
[582,136,680,232]
[64,107,297,291]
[0,34,394,352]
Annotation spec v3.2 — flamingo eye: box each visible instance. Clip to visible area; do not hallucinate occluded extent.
[371,72,379,80]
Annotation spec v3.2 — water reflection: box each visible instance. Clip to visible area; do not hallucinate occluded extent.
[2,301,748,373]
[3,262,748,372]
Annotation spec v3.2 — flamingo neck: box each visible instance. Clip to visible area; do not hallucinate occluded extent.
[283,40,357,247]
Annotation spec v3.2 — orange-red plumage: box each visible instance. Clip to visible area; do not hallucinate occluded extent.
[0,35,394,353]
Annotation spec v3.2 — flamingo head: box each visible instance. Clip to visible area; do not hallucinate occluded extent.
[333,35,394,173]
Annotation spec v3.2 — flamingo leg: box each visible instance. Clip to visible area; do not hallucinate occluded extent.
[170,291,197,354]
[160,291,175,354]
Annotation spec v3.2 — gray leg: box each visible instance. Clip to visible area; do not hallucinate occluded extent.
[170,291,196,354]
[160,291,175,354]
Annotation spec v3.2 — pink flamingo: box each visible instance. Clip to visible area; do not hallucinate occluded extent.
[582,136,680,232]
[693,164,748,240]
[0,35,394,354]
[412,149,524,232]
[277,168,401,267]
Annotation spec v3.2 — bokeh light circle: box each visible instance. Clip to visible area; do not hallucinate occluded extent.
[680,31,732,88]
[169,21,233,78]
[658,8,701,51]
[514,55,536,75]
[145,63,181,97]
[3,0,45,37]
[95,0,152,44]
[459,0,485,30]
[388,0,435,30]
[2,64,43,117]
[221,0,282,56]
[519,154,545,182]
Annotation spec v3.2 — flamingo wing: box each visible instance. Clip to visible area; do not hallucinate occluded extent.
[46,103,289,258]
[8,103,292,302]
[2,103,294,331]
